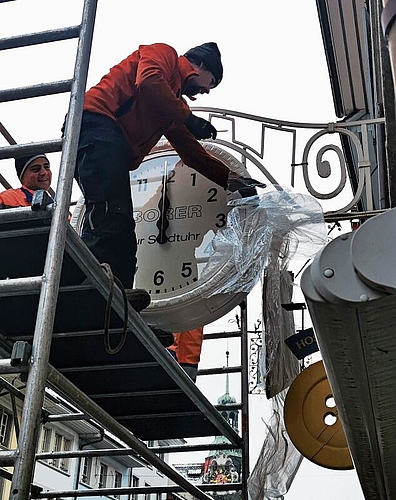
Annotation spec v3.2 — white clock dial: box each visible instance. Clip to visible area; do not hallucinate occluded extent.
[72,142,251,331]
[132,154,231,295]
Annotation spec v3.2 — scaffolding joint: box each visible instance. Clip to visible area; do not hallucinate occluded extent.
[11,341,32,368]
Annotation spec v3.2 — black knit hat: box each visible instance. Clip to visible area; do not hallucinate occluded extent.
[184,42,223,87]
[15,154,49,180]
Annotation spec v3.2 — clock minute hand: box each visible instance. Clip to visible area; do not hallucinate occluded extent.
[156,173,170,244]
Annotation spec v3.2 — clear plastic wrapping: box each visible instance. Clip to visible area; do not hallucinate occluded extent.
[205,186,324,498]
[201,186,327,297]
[247,240,302,499]
[248,392,303,500]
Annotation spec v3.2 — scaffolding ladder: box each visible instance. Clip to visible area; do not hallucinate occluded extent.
[0,1,246,499]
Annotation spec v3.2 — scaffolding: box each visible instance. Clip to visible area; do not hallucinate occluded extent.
[0,1,249,498]
[2,1,388,498]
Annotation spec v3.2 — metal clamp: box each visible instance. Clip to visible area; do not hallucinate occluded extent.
[11,341,32,367]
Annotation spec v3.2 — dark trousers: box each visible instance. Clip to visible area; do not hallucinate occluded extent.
[75,112,137,288]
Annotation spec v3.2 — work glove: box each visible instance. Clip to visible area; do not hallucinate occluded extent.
[227,174,267,197]
[185,113,217,140]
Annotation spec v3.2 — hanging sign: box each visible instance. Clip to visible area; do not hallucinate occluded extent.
[285,327,319,360]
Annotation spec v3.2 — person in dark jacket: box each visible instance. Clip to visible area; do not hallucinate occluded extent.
[71,42,259,301]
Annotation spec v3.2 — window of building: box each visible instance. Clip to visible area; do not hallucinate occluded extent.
[60,437,71,472]
[113,470,122,499]
[131,474,139,500]
[81,456,93,485]
[144,483,151,500]
[51,433,71,472]
[98,462,108,488]
[52,433,62,469]
[114,470,122,487]
[0,409,11,447]
[39,427,73,473]
[40,427,52,453]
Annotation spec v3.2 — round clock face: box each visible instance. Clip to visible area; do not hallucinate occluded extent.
[72,142,250,331]
[132,153,231,295]
[134,142,249,331]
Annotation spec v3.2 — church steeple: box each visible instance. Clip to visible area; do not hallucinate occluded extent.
[201,348,242,497]
[226,349,230,396]
[217,350,238,431]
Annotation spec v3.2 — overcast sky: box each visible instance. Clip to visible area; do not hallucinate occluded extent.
[0,1,364,498]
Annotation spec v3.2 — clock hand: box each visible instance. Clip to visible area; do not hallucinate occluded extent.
[156,163,170,244]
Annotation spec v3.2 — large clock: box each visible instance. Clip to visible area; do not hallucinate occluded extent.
[72,141,251,331]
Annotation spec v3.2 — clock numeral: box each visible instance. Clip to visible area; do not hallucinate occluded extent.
[191,173,197,186]
[181,262,193,278]
[215,213,226,228]
[167,170,175,183]
[204,242,214,256]
[137,178,148,191]
[207,188,218,202]
[153,270,165,286]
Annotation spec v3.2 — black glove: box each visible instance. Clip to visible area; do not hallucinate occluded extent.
[185,113,217,140]
[227,175,266,197]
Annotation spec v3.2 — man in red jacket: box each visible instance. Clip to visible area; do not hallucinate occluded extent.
[0,154,52,209]
[74,42,259,299]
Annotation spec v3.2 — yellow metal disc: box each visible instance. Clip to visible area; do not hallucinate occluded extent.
[284,360,353,470]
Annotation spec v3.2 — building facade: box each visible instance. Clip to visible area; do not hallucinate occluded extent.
[0,390,178,499]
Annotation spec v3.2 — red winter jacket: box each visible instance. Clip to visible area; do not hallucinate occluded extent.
[84,43,229,188]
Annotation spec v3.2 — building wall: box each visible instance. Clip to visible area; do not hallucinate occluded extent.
[0,401,169,500]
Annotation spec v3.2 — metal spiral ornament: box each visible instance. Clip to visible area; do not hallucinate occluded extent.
[302,137,347,200]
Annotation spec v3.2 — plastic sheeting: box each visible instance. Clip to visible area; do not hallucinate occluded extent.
[262,266,300,399]
[207,186,326,499]
[247,221,303,500]
[248,392,303,500]
[201,186,327,297]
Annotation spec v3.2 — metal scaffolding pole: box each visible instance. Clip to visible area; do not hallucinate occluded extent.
[240,300,250,500]
[32,483,243,499]
[9,1,98,498]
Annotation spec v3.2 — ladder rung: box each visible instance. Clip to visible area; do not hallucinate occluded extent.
[0,80,72,103]
[0,139,63,160]
[197,365,242,376]
[0,205,52,224]
[215,403,243,411]
[0,450,17,468]
[0,208,52,229]
[0,276,43,294]
[0,25,81,51]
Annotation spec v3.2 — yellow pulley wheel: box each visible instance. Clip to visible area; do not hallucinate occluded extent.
[284,360,353,470]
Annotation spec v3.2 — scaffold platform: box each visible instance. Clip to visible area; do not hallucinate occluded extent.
[0,207,242,445]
